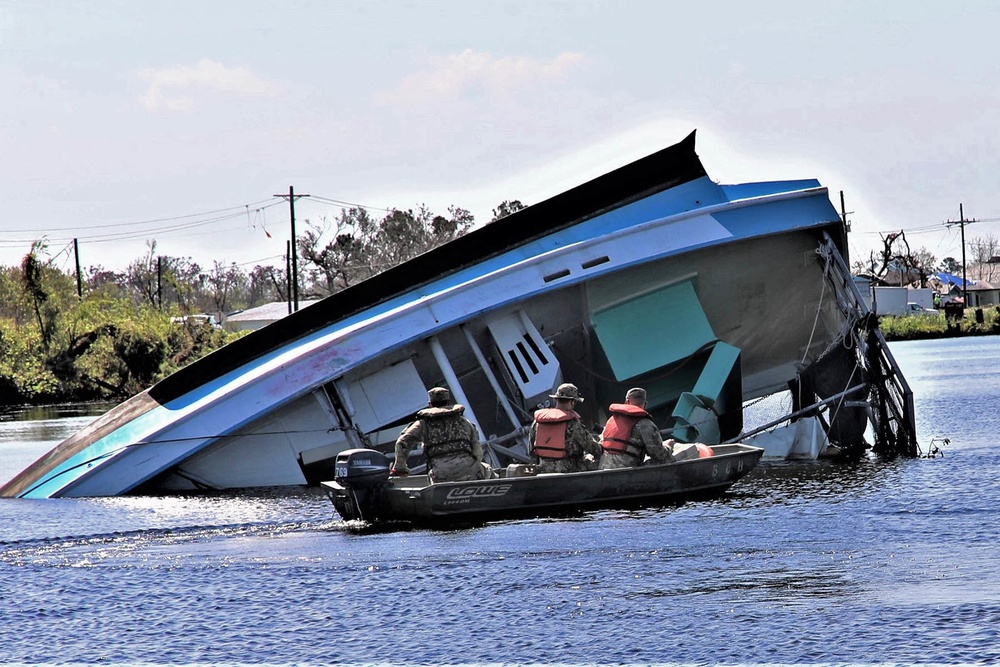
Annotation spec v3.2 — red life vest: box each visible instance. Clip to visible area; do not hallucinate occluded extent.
[601,403,650,457]
[532,408,580,460]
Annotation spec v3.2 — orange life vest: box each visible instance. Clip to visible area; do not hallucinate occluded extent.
[601,403,650,458]
[532,408,580,460]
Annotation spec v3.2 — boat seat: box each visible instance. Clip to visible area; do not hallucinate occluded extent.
[670,341,741,444]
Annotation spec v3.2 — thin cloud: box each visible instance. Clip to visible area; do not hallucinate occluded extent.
[138,59,280,112]
[374,49,587,107]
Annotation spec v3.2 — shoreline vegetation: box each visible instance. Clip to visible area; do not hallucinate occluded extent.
[879,306,1000,341]
[0,201,526,410]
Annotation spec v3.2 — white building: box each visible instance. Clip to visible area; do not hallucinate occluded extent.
[223,299,320,332]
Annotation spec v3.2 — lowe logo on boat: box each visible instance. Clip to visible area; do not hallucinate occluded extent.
[445,484,512,500]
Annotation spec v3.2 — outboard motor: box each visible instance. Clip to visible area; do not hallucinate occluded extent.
[329,449,391,522]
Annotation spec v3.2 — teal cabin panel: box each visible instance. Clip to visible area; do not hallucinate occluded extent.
[591,280,716,381]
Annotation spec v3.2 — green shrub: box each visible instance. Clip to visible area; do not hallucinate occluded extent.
[880,306,1000,340]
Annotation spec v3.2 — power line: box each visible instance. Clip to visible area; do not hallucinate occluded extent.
[0,202,287,247]
[306,195,393,213]
[861,215,1000,238]
[4,201,277,234]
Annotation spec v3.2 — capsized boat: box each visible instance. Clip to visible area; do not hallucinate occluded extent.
[321,444,765,526]
[1,130,917,499]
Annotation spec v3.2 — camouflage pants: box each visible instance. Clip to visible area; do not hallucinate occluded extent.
[597,451,640,470]
[537,454,597,474]
[429,454,493,483]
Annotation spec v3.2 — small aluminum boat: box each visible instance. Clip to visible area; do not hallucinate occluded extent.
[321,444,764,527]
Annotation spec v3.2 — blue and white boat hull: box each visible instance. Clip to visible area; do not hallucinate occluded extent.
[2,131,907,498]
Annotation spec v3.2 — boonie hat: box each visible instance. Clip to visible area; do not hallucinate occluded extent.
[549,383,583,403]
[427,387,452,405]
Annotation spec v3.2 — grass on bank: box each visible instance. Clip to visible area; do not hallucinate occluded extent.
[879,306,1000,341]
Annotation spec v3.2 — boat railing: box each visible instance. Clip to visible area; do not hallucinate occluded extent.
[719,383,868,444]
[484,427,533,464]
[865,328,918,457]
[820,231,919,457]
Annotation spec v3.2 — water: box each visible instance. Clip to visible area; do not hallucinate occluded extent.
[1,338,999,665]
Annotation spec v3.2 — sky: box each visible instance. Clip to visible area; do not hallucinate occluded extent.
[3,0,1000,275]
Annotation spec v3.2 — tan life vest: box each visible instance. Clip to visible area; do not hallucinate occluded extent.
[532,408,580,460]
[417,405,474,462]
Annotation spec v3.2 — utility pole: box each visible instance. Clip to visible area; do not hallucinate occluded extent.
[946,204,976,305]
[285,241,292,315]
[839,191,851,232]
[73,238,82,298]
[273,186,310,312]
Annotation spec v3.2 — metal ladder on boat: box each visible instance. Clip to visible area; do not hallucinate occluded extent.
[819,232,919,457]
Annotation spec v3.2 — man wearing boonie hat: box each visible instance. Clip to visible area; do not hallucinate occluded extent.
[528,382,602,473]
[599,387,674,470]
[392,386,492,482]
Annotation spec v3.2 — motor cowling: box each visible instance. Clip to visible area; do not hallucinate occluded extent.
[331,449,390,522]
[334,449,391,487]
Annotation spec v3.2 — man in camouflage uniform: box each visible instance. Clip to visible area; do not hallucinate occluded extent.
[599,387,675,470]
[391,387,492,483]
[529,383,602,473]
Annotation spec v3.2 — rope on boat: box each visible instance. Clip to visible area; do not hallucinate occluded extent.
[802,244,831,365]
[723,383,868,443]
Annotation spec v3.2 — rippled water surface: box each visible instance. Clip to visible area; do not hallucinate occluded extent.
[1,338,999,665]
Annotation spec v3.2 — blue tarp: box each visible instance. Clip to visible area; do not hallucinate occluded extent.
[934,272,975,288]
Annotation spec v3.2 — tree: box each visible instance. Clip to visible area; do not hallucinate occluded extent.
[161,256,203,313]
[969,234,1000,282]
[84,265,126,298]
[204,261,248,316]
[299,208,380,295]
[859,232,935,287]
[908,247,937,288]
[491,200,526,222]
[247,264,286,306]
[939,257,962,275]
[299,204,475,297]
[125,241,161,307]
[20,241,58,352]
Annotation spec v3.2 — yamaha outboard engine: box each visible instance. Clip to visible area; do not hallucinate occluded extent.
[329,449,391,522]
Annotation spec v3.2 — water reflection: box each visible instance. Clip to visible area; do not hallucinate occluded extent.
[0,403,113,421]
[702,457,912,514]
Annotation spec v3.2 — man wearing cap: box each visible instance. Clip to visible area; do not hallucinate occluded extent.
[529,383,602,473]
[599,387,675,470]
[392,387,491,482]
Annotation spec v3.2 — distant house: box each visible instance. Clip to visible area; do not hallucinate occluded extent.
[931,272,980,303]
[223,299,321,332]
[967,280,999,308]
